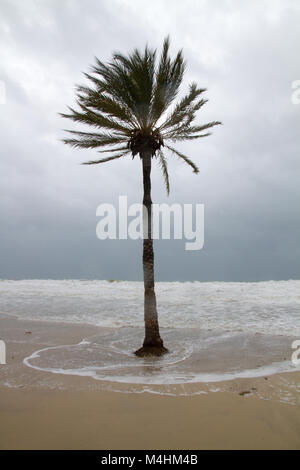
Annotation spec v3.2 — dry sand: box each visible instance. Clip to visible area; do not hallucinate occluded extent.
[0,314,299,450]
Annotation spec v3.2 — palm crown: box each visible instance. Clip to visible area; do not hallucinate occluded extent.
[61,37,221,194]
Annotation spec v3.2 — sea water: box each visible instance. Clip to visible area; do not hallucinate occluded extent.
[0,279,299,385]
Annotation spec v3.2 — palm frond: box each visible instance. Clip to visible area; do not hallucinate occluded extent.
[165,145,199,174]
[81,72,139,127]
[113,45,156,127]
[62,131,125,149]
[76,85,137,127]
[81,150,130,165]
[160,83,207,131]
[87,62,141,125]
[91,53,155,127]
[97,145,129,153]
[163,120,221,141]
[166,132,212,142]
[184,121,222,134]
[150,36,185,126]
[60,105,132,135]
[157,150,170,195]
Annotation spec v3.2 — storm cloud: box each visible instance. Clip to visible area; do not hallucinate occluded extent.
[0,0,299,281]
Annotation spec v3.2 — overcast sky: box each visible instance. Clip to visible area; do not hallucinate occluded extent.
[0,0,299,281]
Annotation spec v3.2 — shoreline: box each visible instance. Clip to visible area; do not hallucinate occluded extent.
[0,314,299,449]
[0,313,299,395]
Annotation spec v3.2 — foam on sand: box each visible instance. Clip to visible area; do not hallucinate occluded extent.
[23,327,298,387]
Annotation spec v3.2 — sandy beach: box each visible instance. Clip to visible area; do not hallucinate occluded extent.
[0,314,299,450]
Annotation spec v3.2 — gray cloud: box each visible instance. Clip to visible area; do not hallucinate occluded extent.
[0,0,299,280]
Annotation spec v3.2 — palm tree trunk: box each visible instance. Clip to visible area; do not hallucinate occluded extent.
[134,149,168,357]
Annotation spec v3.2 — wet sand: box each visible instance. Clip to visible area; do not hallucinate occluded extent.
[0,314,299,449]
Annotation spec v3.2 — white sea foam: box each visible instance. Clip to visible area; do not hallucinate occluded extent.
[0,279,299,336]
[23,327,298,386]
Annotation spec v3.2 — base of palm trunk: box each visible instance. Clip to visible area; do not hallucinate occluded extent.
[134,344,169,357]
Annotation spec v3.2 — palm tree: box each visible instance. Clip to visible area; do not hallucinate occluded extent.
[61,37,221,356]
